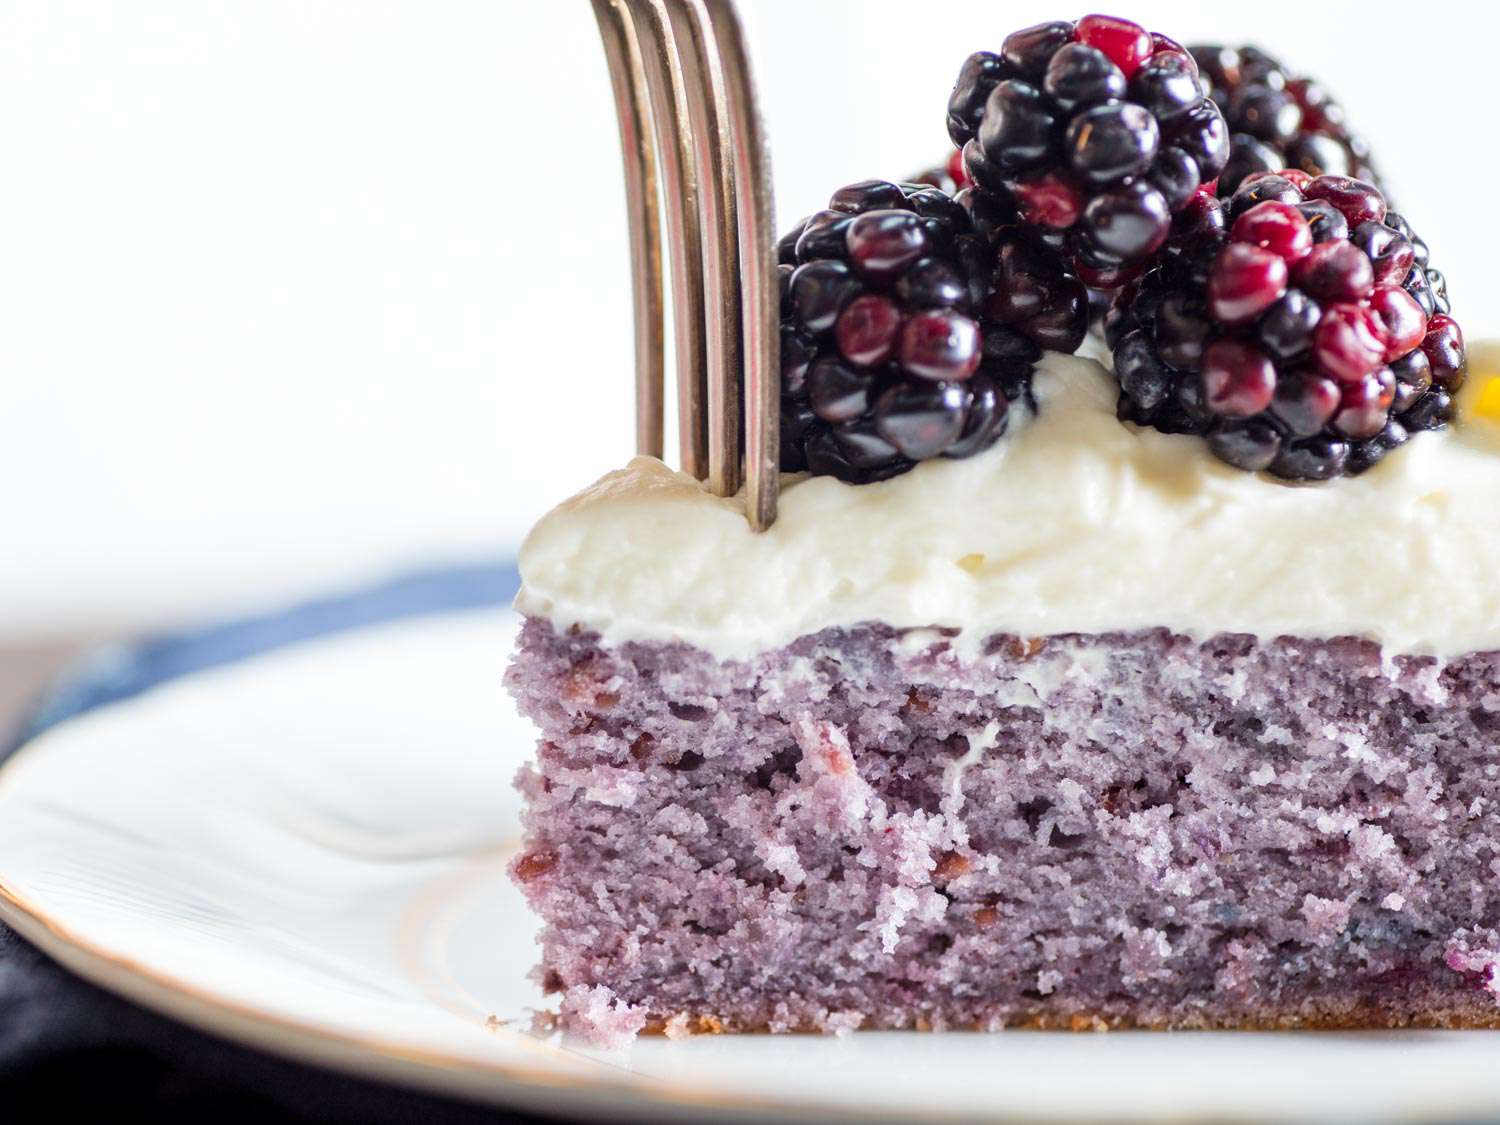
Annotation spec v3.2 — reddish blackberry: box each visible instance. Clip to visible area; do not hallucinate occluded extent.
[1189,45,1379,197]
[947,15,1229,286]
[779,179,1088,484]
[1107,173,1464,480]
[910,149,972,195]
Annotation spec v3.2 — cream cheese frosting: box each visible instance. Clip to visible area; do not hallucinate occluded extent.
[517,348,1500,660]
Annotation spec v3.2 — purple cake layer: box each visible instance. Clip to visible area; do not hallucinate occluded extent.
[507,617,1500,1045]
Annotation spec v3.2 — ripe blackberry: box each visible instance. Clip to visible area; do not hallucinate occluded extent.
[947,15,1230,285]
[779,179,1088,484]
[1107,173,1464,480]
[916,153,1123,327]
[910,149,972,195]
[1189,44,1379,197]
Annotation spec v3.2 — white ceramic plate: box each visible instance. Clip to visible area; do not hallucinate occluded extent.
[3,608,1500,1123]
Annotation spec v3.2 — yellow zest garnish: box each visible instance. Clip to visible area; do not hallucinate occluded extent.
[1474,377,1500,425]
[956,553,986,574]
[1460,342,1500,427]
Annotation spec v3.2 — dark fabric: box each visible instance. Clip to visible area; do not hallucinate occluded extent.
[0,562,576,1123]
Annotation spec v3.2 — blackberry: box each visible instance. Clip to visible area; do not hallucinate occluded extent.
[910,149,971,195]
[947,15,1229,285]
[1189,45,1380,197]
[779,179,1088,484]
[1107,173,1465,480]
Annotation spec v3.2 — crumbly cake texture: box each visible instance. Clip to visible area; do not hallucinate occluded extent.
[507,617,1500,1046]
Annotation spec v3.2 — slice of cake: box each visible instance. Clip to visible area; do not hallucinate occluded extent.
[509,14,1497,1045]
[509,347,1500,1044]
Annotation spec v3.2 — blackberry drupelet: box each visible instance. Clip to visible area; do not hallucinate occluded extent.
[947,15,1230,286]
[780,179,1088,484]
[1107,173,1464,480]
[1190,44,1379,197]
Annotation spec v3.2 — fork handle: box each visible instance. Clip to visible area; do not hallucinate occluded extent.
[590,0,666,461]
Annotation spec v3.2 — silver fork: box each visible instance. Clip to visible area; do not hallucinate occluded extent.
[589,0,780,530]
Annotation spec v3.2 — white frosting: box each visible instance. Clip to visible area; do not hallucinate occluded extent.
[517,350,1500,660]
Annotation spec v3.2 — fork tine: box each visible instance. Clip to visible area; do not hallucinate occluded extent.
[699,0,778,530]
[665,0,742,499]
[589,0,665,460]
[623,0,710,481]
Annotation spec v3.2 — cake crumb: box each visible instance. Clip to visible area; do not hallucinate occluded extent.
[1446,937,1500,998]
[559,985,647,1050]
[1301,895,1352,945]
[823,1010,866,1036]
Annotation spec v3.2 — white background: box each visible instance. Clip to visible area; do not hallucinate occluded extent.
[2,1,1492,638]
